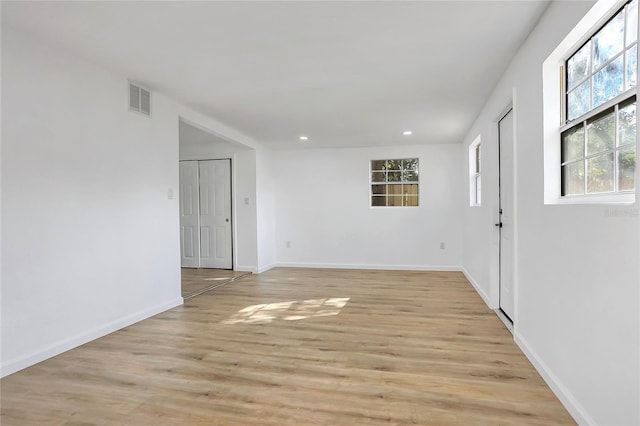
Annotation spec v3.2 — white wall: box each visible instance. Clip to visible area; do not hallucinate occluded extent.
[256,148,277,272]
[461,1,639,425]
[274,144,462,270]
[0,25,185,376]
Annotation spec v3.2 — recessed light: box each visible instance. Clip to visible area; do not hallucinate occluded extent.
[402,130,413,136]
[299,136,309,141]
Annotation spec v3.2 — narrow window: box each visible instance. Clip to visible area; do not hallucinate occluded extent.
[469,137,482,206]
[562,0,637,196]
[370,158,419,207]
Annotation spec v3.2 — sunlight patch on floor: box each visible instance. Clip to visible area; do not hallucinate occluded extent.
[222,297,350,325]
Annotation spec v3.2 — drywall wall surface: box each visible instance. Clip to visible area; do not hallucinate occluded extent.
[256,148,277,272]
[461,1,639,424]
[0,25,185,375]
[274,144,463,270]
[233,150,259,272]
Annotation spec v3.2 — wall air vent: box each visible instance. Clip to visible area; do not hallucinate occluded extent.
[128,82,150,116]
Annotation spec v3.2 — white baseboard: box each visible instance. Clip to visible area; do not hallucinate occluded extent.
[0,297,184,378]
[257,263,277,273]
[514,333,594,426]
[235,265,258,274]
[275,262,462,272]
[461,267,493,308]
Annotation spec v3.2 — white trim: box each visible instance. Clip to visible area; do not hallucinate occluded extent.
[276,262,462,272]
[0,297,184,378]
[515,333,596,426]
[461,267,493,308]
[235,265,259,274]
[257,263,277,274]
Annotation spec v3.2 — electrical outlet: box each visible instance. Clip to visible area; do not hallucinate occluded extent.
[244,197,250,205]
[286,241,291,248]
[440,242,445,250]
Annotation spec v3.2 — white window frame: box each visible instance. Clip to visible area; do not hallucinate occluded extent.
[369,158,420,208]
[543,0,637,204]
[469,136,482,206]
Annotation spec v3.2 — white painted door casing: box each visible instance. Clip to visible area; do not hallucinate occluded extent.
[498,109,515,320]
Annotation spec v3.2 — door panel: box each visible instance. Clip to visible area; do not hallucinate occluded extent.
[199,159,232,269]
[179,161,200,268]
[499,109,515,321]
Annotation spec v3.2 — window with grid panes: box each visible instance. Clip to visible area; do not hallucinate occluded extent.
[469,138,481,206]
[370,159,419,207]
[562,0,637,196]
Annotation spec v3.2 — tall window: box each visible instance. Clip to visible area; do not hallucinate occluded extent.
[370,158,419,207]
[562,0,637,196]
[469,137,482,206]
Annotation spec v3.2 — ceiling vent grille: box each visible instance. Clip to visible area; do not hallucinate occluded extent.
[129,82,150,116]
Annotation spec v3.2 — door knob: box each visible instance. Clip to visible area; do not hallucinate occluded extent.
[495,222,503,228]
[225,218,229,222]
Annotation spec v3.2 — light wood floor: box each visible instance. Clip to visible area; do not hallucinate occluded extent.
[181,268,251,298]
[0,268,574,425]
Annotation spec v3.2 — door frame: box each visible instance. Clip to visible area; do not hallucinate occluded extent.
[178,157,234,270]
[493,99,517,330]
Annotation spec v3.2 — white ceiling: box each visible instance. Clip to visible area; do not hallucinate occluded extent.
[3,1,550,150]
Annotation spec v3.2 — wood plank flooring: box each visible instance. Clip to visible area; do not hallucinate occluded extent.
[0,268,575,425]
[181,268,251,298]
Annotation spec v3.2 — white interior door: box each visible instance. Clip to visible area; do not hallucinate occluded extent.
[498,109,515,321]
[199,159,232,269]
[179,161,200,268]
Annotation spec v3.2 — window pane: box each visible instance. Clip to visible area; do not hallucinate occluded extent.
[388,195,403,206]
[404,196,419,207]
[403,184,419,196]
[371,184,386,195]
[371,160,387,171]
[619,101,637,146]
[626,45,637,89]
[402,169,418,182]
[387,171,402,182]
[371,171,386,182]
[563,161,585,195]
[403,159,418,181]
[619,145,636,190]
[402,158,418,171]
[567,41,591,89]
[562,126,585,162]
[387,160,402,171]
[587,153,615,193]
[568,80,591,120]
[371,196,386,207]
[475,175,481,205]
[587,111,615,154]
[387,184,403,195]
[594,11,625,69]
[593,56,624,107]
[475,145,481,173]
[627,0,638,46]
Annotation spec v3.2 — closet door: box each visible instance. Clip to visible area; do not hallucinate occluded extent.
[199,159,232,269]
[179,161,200,268]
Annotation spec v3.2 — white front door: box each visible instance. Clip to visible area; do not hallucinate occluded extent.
[179,161,200,268]
[199,159,232,269]
[498,109,515,321]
